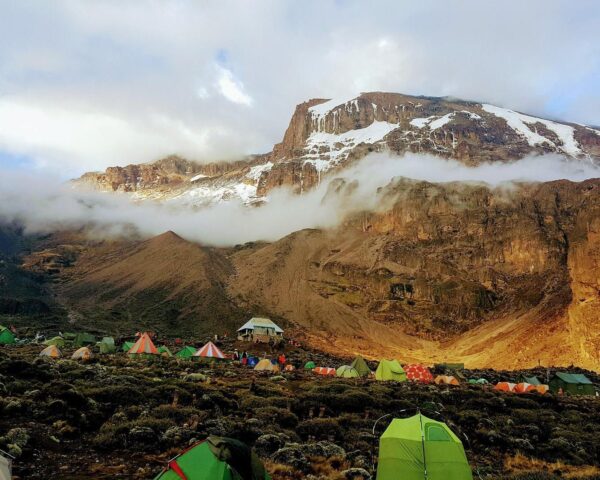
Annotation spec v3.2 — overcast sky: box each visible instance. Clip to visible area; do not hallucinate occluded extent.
[0,0,598,177]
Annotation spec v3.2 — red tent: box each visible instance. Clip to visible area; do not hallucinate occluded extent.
[314,367,336,376]
[128,332,158,355]
[194,341,226,359]
[404,364,434,383]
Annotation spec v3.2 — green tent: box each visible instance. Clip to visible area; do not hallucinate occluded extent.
[158,345,173,357]
[154,436,270,480]
[376,413,472,480]
[375,360,407,382]
[468,378,488,385]
[336,365,360,378]
[304,361,316,370]
[519,375,541,386]
[0,326,16,345]
[176,346,197,359]
[121,341,135,352]
[44,336,65,347]
[98,337,116,354]
[350,355,371,377]
[549,372,595,396]
[73,332,96,347]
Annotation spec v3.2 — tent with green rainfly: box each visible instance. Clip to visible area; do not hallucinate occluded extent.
[176,346,197,359]
[44,336,65,347]
[304,361,316,370]
[518,375,541,386]
[336,365,360,378]
[158,345,173,357]
[154,436,270,480]
[0,326,16,345]
[97,337,116,354]
[121,341,135,352]
[549,372,595,396]
[73,332,96,347]
[375,360,407,382]
[376,413,473,480]
[350,355,371,377]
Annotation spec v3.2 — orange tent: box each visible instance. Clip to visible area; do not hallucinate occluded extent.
[40,345,61,358]
[514,382,536,394]
[404,364,434,383]
[535,384,549,395]
[494,382,516,392]
[194,341,225,359]
[128,332,158,355]
[314,367,336,376]
[284,364,295,371]
[434,375,459,386]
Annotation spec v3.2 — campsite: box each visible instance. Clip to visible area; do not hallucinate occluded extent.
[1,328,600,479]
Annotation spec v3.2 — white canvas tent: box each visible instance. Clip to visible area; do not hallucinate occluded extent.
[237,317,283,342]
[0,450,13,480]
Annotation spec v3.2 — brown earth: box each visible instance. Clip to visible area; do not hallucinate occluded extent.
[19,178,600,371]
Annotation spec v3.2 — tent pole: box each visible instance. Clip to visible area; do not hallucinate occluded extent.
[418,410,428,480]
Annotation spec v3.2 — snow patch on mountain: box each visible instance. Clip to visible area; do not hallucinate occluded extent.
[190,173,208,182]
[482,104,582,156]
[302,120,399,172]
[246,162,273,181]
[410,110,481,130]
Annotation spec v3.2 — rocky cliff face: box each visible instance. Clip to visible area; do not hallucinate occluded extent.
[73,92,600,205]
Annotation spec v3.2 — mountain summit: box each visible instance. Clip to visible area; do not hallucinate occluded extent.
[74,92,600,205]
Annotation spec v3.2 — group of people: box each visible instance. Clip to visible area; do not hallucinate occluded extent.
[232,349,287,368]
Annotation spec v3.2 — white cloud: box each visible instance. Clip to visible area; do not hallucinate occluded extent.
[0,0,597,174]
[215,66,253,106]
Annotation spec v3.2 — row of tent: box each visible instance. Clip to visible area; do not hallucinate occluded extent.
[151,413,473,480]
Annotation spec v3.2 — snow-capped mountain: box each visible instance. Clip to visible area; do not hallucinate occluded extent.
[74,92,600,205]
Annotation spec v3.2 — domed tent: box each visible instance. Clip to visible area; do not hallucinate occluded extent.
[128,332,158,356]
[97,337,116,354]
[468,378,489,385]
[494,382,516,393]
[247,357,258,367]
[434,375,459,386]
[40,345,61,358]
[254,359,279,372]
[350,355,371,377]
[336,365,360,378]
[154,436,270,480]
[514,382,536,394]
[376,413,472,480]
[375,360,407,382]
[404,364,434,383]
[121,341,135,352]
[304,361,316,370]
[73,332,96,347]
[158,346,173,357]
[44,336,65,347]
[314,367,336,376]
[71,346,92,361]
[0,325,16,345]
[194,341,226,360]
[176,346,197,359]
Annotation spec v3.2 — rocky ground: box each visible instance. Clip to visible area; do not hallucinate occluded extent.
[1,339,599,480]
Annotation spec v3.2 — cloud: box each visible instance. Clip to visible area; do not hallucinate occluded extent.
[0,152,598,247]
[215,66,253,106]
[0,0,598,174]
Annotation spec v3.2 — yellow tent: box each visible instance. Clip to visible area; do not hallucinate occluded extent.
[71,346,92,361]
[40,345,61,358]
[254,359,279,372]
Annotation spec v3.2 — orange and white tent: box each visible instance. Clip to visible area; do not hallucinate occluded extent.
[40,345,61,358]
[314,367,336,376]
[514,382,537,394]
[494,382,516,392]
[434,375,459,386]
[404,364,434,383]
[535,384,549,395]
[194,341,225,359]
[128,332,158,355]
[71,346,92,361]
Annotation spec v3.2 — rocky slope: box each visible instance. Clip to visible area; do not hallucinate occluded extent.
[73,92,600,204]
[18,177,600,370]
